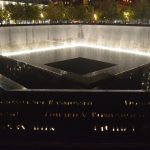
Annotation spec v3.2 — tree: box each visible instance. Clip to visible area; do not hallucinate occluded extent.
[84,6,94,22]
[134,0,150,23]
[44,3,60,22]
[92,0,120,23]
[121,5,135,23]
[73,5,94,22]
[5,3,24,23]
[0,9,4,24]
[92,0,102,9]
[24,4,41,23]
[0,9,10,24]
[73,5,85,21]
[63,5,75,21]
[56,4,67,21]
[5,3,41,24]
[0,9,5,24]
[102,0,120,23]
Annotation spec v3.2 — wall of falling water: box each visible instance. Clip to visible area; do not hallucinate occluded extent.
[81,25,150,53]
[0,25,79,55]
[0,25,150,55]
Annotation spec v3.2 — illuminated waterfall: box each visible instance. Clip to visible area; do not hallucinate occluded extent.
[0,25,150,57]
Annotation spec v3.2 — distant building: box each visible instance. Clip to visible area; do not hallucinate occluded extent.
[122,0,133,3]
[52,0,71,5]
[0,0,46,9]
[117,0,134,5]
[0,1,24,9]
[83,0,89,5]
[52,0,90,6]
[0,0,92,8]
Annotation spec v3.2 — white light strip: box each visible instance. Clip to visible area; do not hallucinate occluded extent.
[80,44,150,57]
[2,43,150,57]
[2,44,79,57]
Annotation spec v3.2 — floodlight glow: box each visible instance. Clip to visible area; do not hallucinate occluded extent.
[2,44,79,57]
[94,13,97,21]
[123,11,130,20]
[80,44,150,57]
[2,42,150,57]
[40,13,44,18]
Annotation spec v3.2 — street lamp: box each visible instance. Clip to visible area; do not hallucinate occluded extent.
[40,13,44,19]
[94,13,97,21]
[123,11,130,23]
[40,13,44,24]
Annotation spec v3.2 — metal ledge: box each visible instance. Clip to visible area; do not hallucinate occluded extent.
[0,74,27,91]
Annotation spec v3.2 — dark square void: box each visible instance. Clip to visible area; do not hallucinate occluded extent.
[45,57,116,75]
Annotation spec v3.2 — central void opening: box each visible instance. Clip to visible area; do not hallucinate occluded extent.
[46,57,115,75]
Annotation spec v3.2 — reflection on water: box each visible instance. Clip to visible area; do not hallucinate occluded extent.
[0,56,83,89]
[0,47,150,90]
[11,47,150,77]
